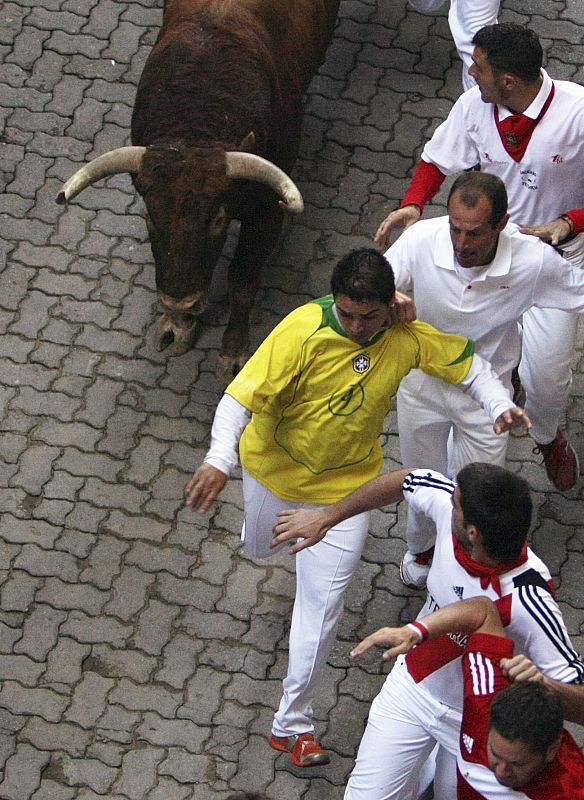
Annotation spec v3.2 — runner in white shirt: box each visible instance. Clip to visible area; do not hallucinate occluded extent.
[272,464,584,799]
[374,24,584,493]
[386,171,584,582]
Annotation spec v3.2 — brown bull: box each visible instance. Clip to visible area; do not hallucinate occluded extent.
[56,0,340,379]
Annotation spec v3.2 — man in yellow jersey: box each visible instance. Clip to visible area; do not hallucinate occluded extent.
[185,248,528,767]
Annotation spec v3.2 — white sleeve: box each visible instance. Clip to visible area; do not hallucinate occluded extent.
[534,244,584,311]
[203,393,251,476]
[457,352,514,423]
[402,469,455,530]
[385,232,414,293]
[422,94,482,174]
[507,585,584,684]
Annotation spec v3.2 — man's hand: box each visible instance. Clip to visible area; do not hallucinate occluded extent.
[387,290,417,325]
[519,217,573,246]
[374,205,422,250]
[272,508,330,554]
[501,654,544,684]
[185,464,228,512]
[493,407,531,435]
[350,625,420,661]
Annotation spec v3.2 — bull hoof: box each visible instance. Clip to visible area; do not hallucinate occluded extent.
[217,352,250,384]
[155,314,199,355]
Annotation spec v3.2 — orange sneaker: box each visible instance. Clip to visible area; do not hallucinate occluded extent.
[268,733,330,767]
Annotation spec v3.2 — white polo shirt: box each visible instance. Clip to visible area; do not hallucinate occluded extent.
[422,70,584,224]
[386,217,584,382]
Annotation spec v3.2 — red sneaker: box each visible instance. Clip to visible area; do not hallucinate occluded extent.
[533,429,579,492]
[268,733,330,767]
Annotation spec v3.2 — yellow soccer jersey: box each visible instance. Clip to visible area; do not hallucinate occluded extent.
[227,295,475,503]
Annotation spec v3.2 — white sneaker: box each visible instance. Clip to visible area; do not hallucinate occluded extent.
[400,550,431,590]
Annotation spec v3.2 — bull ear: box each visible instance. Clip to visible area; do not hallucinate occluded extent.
[238,132,256,153]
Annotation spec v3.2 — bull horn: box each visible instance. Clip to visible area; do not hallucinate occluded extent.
[225,152,304,214]
[56,146,146,204]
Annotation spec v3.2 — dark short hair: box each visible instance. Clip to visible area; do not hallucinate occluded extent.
[456,463,532,561]
[447,172,508,228]
[472,24,543,83]
[331,248,395,304]
[490,682,563,755]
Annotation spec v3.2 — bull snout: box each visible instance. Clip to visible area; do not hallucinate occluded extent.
[155,291,208,353]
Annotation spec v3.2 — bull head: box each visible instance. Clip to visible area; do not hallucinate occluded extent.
[56,145,303,355]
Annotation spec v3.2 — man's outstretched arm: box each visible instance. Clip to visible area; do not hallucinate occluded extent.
[351,596,503,661]
[271,468,412,553]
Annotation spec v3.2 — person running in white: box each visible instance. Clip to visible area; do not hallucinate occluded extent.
[375,23,584,493]
[386,171,584,589]
[272,464,584,799]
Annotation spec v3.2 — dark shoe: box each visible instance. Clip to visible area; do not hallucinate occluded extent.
[268,733,330,767]
[399,547,435,590]
[533,429,579,491]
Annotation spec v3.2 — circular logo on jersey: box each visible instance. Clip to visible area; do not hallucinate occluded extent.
[353,353,370,373]
[329,383,365,416]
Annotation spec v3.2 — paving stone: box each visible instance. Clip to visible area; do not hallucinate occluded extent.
[154,633,204,689]
[89,643,157,683]
[109,678,182,718]
[0,742,50,800]
[133,599,180,656]
[0,682,68,723]
[103,566,154,622]
[13,543,79,582]
[30,779,76,800]
[136,713,209,754]
[112,746,166,799]
[79,535,129,590]
[0,655,45,686]
[96,703,141,745]
[145,776,191,800]
[36,577,107,615]
[125,541,197,578]
[157,749,214,784]
[64,671,115,729]
[42,637,91,686]
[14,605,67,660]
[59,753,117,793]
[0,570,43,613]
[21,717,92,757]
[60,611,132,647]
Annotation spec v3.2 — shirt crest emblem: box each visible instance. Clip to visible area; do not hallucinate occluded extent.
[353,354,370,374]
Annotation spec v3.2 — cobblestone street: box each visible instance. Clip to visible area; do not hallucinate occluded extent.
[1,0,583,798]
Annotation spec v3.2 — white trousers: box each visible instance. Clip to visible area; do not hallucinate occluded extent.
[241,469,370,736]
[397,371,509,554]
[407,0,500,89]
[344,659,461,800]
[521,306,579,445]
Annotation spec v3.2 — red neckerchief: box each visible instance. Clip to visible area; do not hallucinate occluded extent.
[452,534,528,596]
[494,83,555,161]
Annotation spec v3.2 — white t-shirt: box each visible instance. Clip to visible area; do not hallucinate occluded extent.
[386,217,584,381]
[422,70,584,224]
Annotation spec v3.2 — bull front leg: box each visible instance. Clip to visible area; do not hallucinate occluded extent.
[218,205,284,383]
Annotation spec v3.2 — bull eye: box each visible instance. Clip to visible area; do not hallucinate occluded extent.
[209,206,227,238]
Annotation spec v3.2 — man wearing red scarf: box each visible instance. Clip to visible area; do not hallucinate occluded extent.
[374,24,584,494]
[272,464,584,799]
